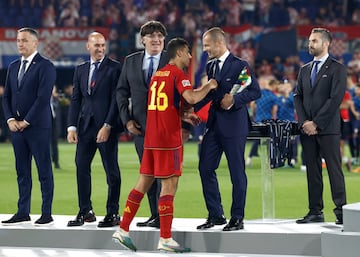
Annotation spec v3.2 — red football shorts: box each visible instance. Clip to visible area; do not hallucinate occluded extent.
[140,146,183,178]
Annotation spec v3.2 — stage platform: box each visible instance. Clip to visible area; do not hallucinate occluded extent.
[2,202,360,257]
[0,214,341,257]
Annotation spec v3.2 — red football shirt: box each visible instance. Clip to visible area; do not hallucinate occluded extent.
[144,64,193,149]
[340,91,351,122]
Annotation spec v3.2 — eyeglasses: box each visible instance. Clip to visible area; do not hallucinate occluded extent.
[144,34,165,40]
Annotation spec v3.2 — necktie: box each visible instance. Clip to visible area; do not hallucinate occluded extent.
[90,61,100,91]
[311,61,320,87]
[18,60,28,85]
[147,56,154,86]
[212,59,220,80]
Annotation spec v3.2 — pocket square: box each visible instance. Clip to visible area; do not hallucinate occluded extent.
[322,74,327,78]
[226,78,231,81]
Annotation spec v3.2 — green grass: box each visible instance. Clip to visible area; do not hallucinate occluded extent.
[0,141,359,222]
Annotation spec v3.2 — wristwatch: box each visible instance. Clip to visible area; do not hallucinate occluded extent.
[103,123,112,129]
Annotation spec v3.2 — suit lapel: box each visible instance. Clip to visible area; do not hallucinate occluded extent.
[84,62,91,94]
[18,54,40,88]
[219,54,233,82]
[138,52,147,87]
[91,57,107,94]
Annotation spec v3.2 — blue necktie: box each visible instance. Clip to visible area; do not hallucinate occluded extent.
[18,60,28,85]
[311,61,320,87]
[90,62,100,91]
[147,57,154,86]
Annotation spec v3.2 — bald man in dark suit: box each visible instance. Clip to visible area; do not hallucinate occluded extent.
[67,32,122,228]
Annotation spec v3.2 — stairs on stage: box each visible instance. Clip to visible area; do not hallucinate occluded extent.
[321,202,360,257]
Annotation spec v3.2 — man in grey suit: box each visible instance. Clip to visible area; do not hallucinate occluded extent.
[294,27,347,225]
[116,21,168,228]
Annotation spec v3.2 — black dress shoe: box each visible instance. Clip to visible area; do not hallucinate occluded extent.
[335,215,343,225]
[223,218,244,231]
[35,215,54,225]
[97,214,121,227]
[296,213,324,224]
[2,214,31,225]
[196,215,227,230]
[67,210,96,227]
[136,216,160,228]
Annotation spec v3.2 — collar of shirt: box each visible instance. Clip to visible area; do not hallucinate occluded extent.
[217,50,230,70]
[21,50,38,71]
[313,53,329,72]
[143,52,161,70]
[90,57,104,67]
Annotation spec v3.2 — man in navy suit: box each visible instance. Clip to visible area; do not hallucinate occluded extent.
[196,27,261,231]
[294,28,347,225]
[116,21,168,228]
[2,27,56,225]
[67,32,122,227]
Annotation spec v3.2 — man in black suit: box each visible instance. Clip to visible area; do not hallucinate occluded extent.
[2,27,56,225]
[294,27,347,225]
[195,27,261,231]
[116,21,168,228]
[67,32,122,227]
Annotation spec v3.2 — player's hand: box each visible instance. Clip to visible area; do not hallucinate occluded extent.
[183,112,201,126]
[126,120,142,136]
[67,131,78,144]
[208,78,218,90]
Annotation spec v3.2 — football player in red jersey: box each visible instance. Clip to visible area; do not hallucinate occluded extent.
[112,37,217,253]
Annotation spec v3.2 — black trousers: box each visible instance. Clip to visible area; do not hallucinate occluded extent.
[300,134,346,216]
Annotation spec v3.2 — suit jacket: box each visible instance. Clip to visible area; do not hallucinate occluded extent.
[294,57,347,134]
[195,54,261,138]
[116,50,168,135]
[2,53,56,128]
[67,56,122,133]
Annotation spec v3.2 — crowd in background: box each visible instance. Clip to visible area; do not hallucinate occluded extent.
[2,0,360,171]
[2,0,360,61]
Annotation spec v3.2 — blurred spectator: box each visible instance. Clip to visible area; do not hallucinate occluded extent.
[225,0,241,27]
[0,85,8,142]
[57,83,73,139]
[352,8,360,24]
[348,49,360,79]
[272,56,285,80]
[90,1,106,26]
[241,0,256,24]
[296,7,311,25]
[78,15,89,27]
[42,3,57,27]
[51,86,60,169]
[240,41,256,68]
[58,1,79,27]
[246,78,279,166]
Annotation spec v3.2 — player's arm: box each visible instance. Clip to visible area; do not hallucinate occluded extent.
[182,78,217,105]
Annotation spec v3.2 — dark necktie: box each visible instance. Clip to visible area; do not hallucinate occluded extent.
[212,59,220,80]
[311,61,320,87]
[18,60,28,85]
[147,56,154,86]
[90,61,100,91]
